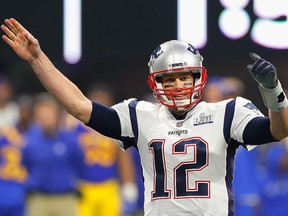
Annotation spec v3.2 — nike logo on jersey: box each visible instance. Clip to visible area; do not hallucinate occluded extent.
[168,130,188,136]
[193,113,213,126]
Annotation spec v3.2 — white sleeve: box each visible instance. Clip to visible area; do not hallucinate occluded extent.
[230,97,265,145]
[112,98,136,141]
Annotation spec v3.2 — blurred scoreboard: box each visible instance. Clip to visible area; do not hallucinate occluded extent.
[62,0,288,64]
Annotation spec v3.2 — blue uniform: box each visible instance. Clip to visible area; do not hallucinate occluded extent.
[0,125,30,216]
[71,121,123,216]
[76,123,119,182]
[258,143,288,216]
[233,147,263,216]
[22,125,83,194]
[129,147,145,214]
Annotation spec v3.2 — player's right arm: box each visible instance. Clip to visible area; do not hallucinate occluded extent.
[1,18,92,123]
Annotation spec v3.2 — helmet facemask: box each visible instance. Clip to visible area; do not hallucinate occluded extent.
[147,40,207,112]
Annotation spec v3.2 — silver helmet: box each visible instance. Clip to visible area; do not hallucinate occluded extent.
[147,40,207,110]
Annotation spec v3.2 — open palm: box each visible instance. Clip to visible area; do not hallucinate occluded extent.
[1,18,41,63]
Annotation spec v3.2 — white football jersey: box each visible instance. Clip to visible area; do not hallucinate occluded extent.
[112,97,264,216]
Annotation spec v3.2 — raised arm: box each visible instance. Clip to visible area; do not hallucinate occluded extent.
[1,18,92,123]
[247,53,288,140]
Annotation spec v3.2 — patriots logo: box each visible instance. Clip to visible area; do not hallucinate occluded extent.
[150,46,163,63]
[244,102,259,115]
[187,43,197,54]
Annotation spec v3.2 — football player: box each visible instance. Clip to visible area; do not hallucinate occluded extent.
[2,18,288,216]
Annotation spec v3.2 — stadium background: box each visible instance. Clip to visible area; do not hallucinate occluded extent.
[0,0,287,114]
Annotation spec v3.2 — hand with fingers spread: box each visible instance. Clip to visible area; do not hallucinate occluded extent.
[1,18,93,124]
[247,52,278,89]
[1,18,41,63]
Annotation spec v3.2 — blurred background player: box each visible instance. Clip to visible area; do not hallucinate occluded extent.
[63,84,138,216]
[22,93,83,216]
[202,75,245,102]
[221,76,245,100]
[0,94,34,216]
[125,147,144,216]
[0,74,19,128]
[257,137,288,216]
[202,76,226,103]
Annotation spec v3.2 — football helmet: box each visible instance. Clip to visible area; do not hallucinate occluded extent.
[147,40,207,111]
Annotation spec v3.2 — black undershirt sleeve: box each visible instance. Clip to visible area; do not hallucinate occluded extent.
[243,117,278,145]
[85,101,121,140]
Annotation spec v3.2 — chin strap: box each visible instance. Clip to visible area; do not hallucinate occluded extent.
[258,80,288,112]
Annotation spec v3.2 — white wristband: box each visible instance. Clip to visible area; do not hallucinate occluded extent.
[258,81,288,112]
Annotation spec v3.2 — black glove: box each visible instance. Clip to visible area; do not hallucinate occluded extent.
[247,53,278,88]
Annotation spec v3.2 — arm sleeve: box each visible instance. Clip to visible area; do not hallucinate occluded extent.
[243,117,277,144]
[85,101,122,140]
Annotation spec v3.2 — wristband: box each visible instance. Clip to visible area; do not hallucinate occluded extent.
[258,80,288,112]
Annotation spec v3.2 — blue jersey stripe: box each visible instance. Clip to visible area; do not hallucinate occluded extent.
[128,99,139,146]
[226,139,239,216]
[223,99,237,216]
[223,99,236,143]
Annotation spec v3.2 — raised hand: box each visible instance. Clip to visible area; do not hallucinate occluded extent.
[247,53,278,88]
[1,18,41,63]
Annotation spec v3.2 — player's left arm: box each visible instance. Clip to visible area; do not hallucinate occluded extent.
[247,53,288,140]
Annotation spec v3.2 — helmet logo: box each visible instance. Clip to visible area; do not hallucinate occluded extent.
[187,44,197,54]
[150,46,163,64]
